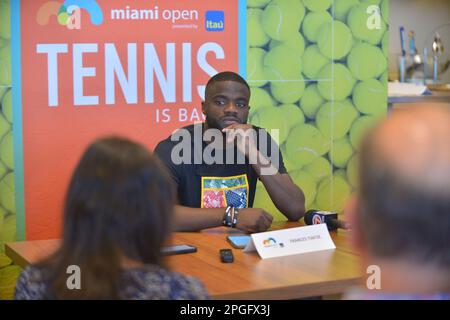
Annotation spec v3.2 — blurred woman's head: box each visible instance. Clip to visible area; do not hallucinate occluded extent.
[43,136,175,299]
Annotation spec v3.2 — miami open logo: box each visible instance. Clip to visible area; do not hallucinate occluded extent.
[37,0,103,29]
[263,237,277,248]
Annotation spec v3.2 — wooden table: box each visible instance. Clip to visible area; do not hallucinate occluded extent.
[6,222,362,300]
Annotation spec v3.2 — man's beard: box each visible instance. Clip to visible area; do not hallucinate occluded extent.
[205,115,247,131]
[205,116,225,131]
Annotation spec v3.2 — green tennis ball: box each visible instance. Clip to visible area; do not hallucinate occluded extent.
[250,106,289,144]
[347,43,387,81]
[0,112,10,140]
[0,0,11,39]
[353,79,387,115]
[315,99,359,140]
[315,174,351,213]
[0,213,16,244]
[247,0,271,8]
[1,89,12,123]
[0,266,22,300]
[329,135,354,168]
[247,9,270,47]
[361,0,381,5]
[302,0,332,12]
[382,31,389,57]
[349,115,380,149]
[279,103,305,130]
[303,156,331,183]
[347,4,387,45]
[0,172,14,213]
[0,38,7,50]
[300,84,324,119]
[291,170,317,209]
[308,201,319,211]
[281,144,302,172]
[269,31,305,57]
[0,45,11,86]
[302,45,329,80]
[247,47,268,87]
[264,44,302,80]
[379,71,388,84]
[285,124,330,167]
[302,11,332,43]
[351,38,363,49]
[346,153,359,188]
[381,0,389,24]
[262,0,305,41]
[0,264,21,300]
[0,159,7,180]
[317,63,356,101]
[253,181,285,221]
[270,78,305,104]
[0,131,13,169]
[0,88,6,103]
[333,169,347,180]
[317,21,353,60]
[0,257,19,276]
[249,87,276,116]
[0,252,12,268]
[333,0,359,22]
[0,43,10,59]
[0,265,22,300]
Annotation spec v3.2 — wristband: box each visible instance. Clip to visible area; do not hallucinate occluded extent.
[223,206,233,227]
[231,207,239,228]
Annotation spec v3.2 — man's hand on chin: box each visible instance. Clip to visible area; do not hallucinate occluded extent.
[222,124,257,155]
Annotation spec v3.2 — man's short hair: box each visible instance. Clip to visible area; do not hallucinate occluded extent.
[205,71,250,95]
[358,125,450,268]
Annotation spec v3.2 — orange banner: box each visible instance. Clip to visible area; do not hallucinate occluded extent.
[20,0,241,239]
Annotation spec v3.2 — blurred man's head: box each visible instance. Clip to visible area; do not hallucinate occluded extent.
[349,104,450,290]
[202,71,250,131]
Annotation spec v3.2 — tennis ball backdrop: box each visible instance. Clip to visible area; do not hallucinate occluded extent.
[261,0,305,41]
[248,0,388,218]
[1,90,12,123]
[302,45,329,79]
[269,31,305,56]
[247,9,270,48]
[248,47,268,87]
[302,11,333,43]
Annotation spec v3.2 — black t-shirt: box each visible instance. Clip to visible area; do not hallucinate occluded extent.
[154,123,286,209]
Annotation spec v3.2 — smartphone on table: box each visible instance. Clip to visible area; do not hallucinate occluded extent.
[161,244,197,256]
[226,235,251,249]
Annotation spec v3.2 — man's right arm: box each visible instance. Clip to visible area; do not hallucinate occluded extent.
[174,205,273,233]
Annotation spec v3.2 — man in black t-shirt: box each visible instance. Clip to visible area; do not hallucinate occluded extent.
[155,71,305,233]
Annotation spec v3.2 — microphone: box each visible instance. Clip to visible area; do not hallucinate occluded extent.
[304,210,351,231]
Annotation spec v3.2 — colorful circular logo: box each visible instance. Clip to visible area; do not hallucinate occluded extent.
[263,237,277,247]
[37,0,103,28]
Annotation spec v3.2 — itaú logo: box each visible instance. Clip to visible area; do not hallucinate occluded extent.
[263,237,277,247]
[36,0,103,30]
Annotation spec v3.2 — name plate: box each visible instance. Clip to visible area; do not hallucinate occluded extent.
[244,224,336,259]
